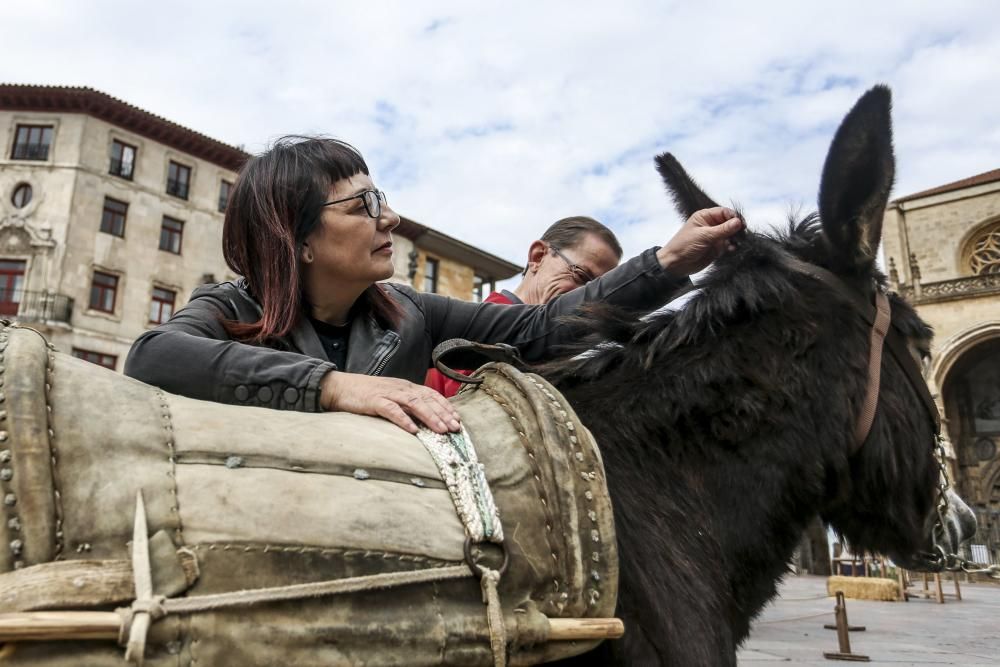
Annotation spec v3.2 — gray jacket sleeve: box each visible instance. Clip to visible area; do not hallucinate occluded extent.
[123,292,334,412]
[414,247,690,360]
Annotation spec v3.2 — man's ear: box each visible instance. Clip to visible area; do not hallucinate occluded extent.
[300,241,314,264]
[526,240,547,273]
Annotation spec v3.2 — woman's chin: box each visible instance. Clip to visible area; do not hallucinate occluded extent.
[372,257,396,281]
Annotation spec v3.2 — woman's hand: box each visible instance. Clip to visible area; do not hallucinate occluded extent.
[656,207,744,276]
[320,371,461,435]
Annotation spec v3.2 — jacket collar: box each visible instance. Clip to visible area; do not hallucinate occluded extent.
[236,280,329,361]
[289,306,400,373]
[235,280,398,371]
[290,317,328,361]
[346,312,400,375]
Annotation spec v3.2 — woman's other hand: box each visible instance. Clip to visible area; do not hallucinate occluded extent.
[320,371,462,435]
[656,207,744,276]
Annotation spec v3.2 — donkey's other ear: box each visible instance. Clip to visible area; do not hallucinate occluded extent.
[818,85,895,271]
[655,153,720,220]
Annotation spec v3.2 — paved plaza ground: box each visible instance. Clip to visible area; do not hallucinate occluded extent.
[738,574,1000,665]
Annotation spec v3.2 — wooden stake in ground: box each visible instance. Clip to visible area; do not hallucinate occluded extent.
[823,591,870,662]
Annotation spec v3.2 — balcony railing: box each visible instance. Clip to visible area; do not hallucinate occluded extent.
[166,178,189,199]
[0,290,73,325]
[109,158,134,180]
[10,143,50,161]
[898,273,1000,305]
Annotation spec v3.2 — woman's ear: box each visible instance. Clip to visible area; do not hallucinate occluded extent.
[526,240,547,273]
[300,241,315,264]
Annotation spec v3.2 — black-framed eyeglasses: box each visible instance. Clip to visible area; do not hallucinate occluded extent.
[322,189,388,219]
[550,245,596,285]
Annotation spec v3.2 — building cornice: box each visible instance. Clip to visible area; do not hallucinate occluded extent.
[898,273,1000,306]
[890,168,1000,208]
[396,216,522,280]
[0,84,249,171]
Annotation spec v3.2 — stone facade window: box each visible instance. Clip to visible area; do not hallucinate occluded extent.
[11,125,53,160]
[109,140,136,180]
[219,180,232,213]
[72,347,117,370]
[100,197,128,238]
[166,161,192,199]
[149,286,176,324]
[968,222,1000,275]
[10,183,32,209]
[0,259,26,316]
[423,257,439,293]
[159,216,184,254]
[89,271,119,313]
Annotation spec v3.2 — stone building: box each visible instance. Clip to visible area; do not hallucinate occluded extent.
[0,85,519,370]
[392,216,521,303]
[882,168,1000,564]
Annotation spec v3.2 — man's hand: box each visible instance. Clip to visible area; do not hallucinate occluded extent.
[656,207,744,276]
[320,371,461,435]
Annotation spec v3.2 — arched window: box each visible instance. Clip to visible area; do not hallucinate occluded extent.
[11,183,32,209]
[968,221,1000,275]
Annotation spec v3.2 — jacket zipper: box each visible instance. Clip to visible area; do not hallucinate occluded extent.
[371,337,401,376]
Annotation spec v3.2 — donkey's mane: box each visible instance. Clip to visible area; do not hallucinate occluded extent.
[541,214,925,390]
[542,215,821,380]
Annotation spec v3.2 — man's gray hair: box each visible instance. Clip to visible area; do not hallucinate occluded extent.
[522,216,622,275]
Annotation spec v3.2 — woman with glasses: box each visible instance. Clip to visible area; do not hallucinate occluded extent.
[125,136,742,434]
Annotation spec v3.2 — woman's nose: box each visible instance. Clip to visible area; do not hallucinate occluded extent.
[378,205,401,232]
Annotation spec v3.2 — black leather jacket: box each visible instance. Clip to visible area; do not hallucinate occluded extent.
[124,247,689,411]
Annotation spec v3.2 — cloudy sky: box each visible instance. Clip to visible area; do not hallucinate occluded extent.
[4,1,998,272]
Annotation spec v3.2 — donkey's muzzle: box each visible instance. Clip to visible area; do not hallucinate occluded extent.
[934,489,977,554]
[900,489,978,572]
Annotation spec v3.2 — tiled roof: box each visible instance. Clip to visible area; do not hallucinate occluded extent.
[893,168,1000,204]
[0,84,250,171]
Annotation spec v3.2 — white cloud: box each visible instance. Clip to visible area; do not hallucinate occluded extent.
[2,0,998,268]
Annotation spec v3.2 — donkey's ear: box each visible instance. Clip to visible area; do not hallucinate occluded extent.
[818,85,895,270]
[655,153,720,219]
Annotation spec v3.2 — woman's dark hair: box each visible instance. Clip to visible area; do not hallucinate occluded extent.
[222,136,400,342]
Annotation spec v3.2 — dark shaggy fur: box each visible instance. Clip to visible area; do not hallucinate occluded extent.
[546,86,943,666]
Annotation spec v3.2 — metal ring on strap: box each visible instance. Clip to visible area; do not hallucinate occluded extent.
[464,536,510,578]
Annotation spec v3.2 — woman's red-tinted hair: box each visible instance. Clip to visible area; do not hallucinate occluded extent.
[222,136,400,342]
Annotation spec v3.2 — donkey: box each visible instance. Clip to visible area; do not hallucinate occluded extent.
[544,86,977,666]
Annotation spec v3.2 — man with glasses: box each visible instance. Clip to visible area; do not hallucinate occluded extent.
[425,216,622,397]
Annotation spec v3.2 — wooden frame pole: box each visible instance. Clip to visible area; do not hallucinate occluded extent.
[0,611,624,643]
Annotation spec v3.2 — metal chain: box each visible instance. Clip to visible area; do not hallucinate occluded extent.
[934,437,951,533]
[923,436,1000,580]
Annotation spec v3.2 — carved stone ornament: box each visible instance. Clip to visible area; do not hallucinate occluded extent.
[973,437,997,462]
[0,216,55,250]
[969,223,1000,275]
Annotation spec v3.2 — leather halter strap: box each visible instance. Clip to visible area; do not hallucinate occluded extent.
[432,339,525,385]
[783,258,941,452]
[855,291,891,447]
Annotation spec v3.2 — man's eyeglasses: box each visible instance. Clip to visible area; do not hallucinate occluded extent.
[550,245,596,285]
[322,189,388,219]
